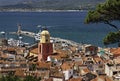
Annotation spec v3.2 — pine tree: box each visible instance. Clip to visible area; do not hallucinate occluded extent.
[85,0,120,45]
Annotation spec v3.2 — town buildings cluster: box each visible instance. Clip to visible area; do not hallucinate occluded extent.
[0,29,120,81]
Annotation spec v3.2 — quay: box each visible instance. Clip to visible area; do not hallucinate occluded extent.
[9,25,81,47]
[9,30,35,38]
[10,30,81,47]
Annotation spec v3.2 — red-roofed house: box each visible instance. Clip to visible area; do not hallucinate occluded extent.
[110,48,120,57]
[61,62,73,80]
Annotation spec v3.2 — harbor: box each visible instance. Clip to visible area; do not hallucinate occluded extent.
[8,26,82,47]
[0,0,120,80]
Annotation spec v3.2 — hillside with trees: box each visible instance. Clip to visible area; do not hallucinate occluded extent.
[0,0,105,10]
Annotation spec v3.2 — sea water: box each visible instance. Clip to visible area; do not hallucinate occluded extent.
[0,11,119,47]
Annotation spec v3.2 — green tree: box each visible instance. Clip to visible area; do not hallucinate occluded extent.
[85,0,120,45]
[103,31,120,45]
[0,75,21,81]
[23,75,41,81]
[29,64,36,71]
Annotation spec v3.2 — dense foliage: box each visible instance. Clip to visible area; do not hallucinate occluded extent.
[85,0,120,45]
[0,75,41,81]
[0,76,21,81]
[85,0,120,30]
[103,31,120,45]
[23,76,41,81]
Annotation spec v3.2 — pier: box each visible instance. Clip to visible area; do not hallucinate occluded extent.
[9,30,35,38]
[9,30,81,47]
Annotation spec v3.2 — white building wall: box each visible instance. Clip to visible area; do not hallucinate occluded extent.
[47,56,58,62]
[105,64,109,76]
[63,69,73,80]
[105,64,113,77]
[53,78,63,81]
[109,70,113,77]
[47,56,51,61]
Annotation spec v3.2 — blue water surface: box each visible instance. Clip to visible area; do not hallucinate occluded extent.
[0,11,119,47]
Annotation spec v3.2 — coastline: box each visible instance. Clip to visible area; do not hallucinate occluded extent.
[0,9,87,13]
[0,10,111,47]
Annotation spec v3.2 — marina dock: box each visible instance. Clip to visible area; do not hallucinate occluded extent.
[9,30,35,38]
[9,30,81,47]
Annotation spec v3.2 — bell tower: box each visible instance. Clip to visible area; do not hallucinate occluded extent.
[38,29,53,61]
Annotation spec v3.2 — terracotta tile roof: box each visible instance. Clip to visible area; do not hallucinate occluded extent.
[55,49,70,55]
[0,46,7,50]
[50,52,68,60]
[82,57,87,61]
[30,48,38,54]
[103,60,109,64]
[16,61,27,64]
[6,47,16,51]
[1,54,8,58]
[61,62,73,71]
[74,61,83,66]
[50,53,62,60]
[16,47,26,54]
[50,67,64,78]
[60,53,68,58]
[0,61,27,65]
[68,77,82,81]
[82,56,93,62]
[0,61,10,64]
[44,78,53,81]
[15,69,25,77]
[99,75,106,81]
[37,61,51,69]
[80,67,90,75]
[0,60,4,63]
[37,71,50,79]
[0,51,2,54]
[110,48,120,56]
[52,55,61,60]
[3,46,26,54]
[51,72,64,78]
[15,47,26,50]
[91,77,98,81]
[115,57,120,64]
[105,76,113,81]
[92,75,113,81]
[93,56,103,64]
[83,68,90,73]
[29,62,37,64]
[70,46,77,52]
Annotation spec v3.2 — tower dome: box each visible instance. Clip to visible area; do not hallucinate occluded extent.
[40,29,50,43]
[41,30,50,36]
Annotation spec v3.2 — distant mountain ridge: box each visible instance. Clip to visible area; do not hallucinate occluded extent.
[0,0,105,10]
[0,0,24,6]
